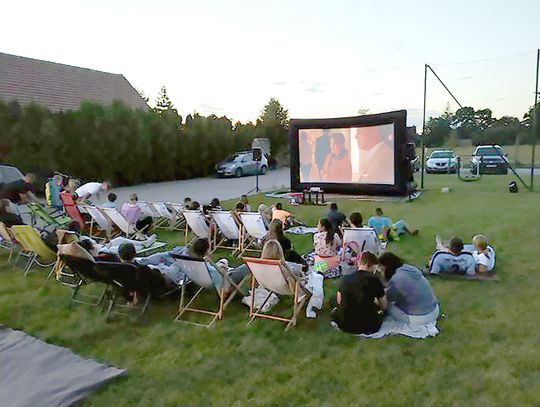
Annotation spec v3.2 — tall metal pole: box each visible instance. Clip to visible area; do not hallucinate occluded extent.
[531,49,539,191]
[420,64,428,189]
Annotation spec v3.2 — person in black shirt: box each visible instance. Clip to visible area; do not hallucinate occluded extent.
[334,251,387,334]
[0,199,25,227]
[326,203,349,229]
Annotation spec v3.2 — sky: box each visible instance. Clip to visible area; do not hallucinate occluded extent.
[2,0,539,128]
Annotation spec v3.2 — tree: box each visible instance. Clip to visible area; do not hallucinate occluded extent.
[154,86,178,117]
[257,98,289,156]
[424,116,451,147]
[135,88,150,104]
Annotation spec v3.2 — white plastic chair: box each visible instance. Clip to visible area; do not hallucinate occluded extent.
[342,227,387,256]
[238,212,268,256]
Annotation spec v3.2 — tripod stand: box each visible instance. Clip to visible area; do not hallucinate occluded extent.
[246,161,260,195]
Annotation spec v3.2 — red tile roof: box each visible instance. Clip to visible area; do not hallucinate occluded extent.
[0,52,148,111]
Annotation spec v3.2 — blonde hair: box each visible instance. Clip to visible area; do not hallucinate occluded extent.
[473,234,488,250]
[261,239,284,261]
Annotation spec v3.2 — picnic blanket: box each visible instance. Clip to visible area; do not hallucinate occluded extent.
[285,226,318,235]
[0,325,126,407]
[357,314,439,339]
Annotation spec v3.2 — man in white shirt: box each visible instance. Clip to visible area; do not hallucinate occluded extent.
[75,180,110,202]
[472,234,496,272]
[354,125,394,184]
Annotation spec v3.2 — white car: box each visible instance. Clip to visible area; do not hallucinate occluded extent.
[426,150,458,174]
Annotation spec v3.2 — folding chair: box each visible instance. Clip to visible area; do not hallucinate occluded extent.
[61,255,109,307]
[172,254,248,328]
[165,202,186,230]
[149,202,177,230]
[51,230,80,280]
[137,201,166,230]
[342,227,387,257]
[10,225,57,276]
[100,207,143,239]
[182,210,211,246]
[238,212,269,256]
[27,202,73,230]
[209,211,242,254]
[60,192,87,230]
[83,205,117,239]
[243,257,309,331]
[0,221,16,262]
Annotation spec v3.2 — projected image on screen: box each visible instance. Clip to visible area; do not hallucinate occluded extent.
[298,123,394,184]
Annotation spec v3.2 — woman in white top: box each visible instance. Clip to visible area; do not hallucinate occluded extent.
[472,234,496,273]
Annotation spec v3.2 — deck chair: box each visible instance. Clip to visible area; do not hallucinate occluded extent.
[182,210,211,245]
[60,192,87,230]
[172,254,247,328]
[238,212,268,256]
[83,205,117,239]
[210,211,241,254]
[165,202,186,230]
[27,202,73,230]
[51,230,80,280]
[100,207,143,239]
[10,225,57,276]
[342,227,387,257]
[149,202,176,230]
[137,201,165,230]
[0,221,16,262]
[243,257,309,331]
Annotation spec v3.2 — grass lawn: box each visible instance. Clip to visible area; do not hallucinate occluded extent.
[1,173,540,406]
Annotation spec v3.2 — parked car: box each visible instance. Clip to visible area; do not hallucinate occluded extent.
[0,165,25,199]
[425,149,458,174]
[215,151,269,178]
[470,145,508,174]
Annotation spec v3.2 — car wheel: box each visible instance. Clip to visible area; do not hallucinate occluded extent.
[235,168,243,178]
[259,165,268,175]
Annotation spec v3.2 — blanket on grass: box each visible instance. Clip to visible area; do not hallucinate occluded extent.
[285,226,318,235]
[357,314,439,339]
[0,325,126,407]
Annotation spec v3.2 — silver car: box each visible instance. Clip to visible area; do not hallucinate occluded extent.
[426,149,458,174]
[215,151,269,177]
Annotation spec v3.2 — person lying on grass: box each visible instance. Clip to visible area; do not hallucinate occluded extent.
[332,251,387,335]
[378,252,439,325]
[367,207,418,241]
[434,235,495,274]
[472,234,496,273]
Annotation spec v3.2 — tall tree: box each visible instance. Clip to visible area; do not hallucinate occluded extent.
[154,86,178,117]
[257,98,289,156]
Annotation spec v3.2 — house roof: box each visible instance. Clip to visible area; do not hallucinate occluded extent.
[0,52,148,111]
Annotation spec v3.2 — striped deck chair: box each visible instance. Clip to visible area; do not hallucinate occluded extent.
[149,202,176,230]
[60,192,87,230]
[238,212,268,256]
[182,210,211,246]
[166,202,186,231]
[0,221,16,262]
[10,225,57,276]
[209,210,241,254]
[172,254,247,328]
[342,227,387,257]
[100,207,143,239]
[243,257,309,331]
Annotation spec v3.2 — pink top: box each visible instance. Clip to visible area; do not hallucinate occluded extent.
[313,231,342,257]
[121,203,142,225]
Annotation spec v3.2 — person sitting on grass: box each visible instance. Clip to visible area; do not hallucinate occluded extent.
[0,199,25,227]
[349,212,364,228]
[472,234,495,273]
[262,219,305,265]
[367,207,418,241]
[326,202,349,229]
[102,192,118,209]
[313,217,343,278]
[378,252,439,325]
[271,202,303,229]
[240,194,251,211]
[332,251,387,335]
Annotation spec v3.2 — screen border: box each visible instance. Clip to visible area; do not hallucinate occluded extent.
[289,109,409,196]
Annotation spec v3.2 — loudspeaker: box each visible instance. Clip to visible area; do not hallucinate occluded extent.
[509,181,518,193]
[253,147,263,162]
[403,143,416,161]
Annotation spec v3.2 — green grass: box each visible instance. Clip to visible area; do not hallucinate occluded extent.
[1,173,540,406]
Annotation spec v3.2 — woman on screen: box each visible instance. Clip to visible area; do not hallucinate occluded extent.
[320,133,352,182]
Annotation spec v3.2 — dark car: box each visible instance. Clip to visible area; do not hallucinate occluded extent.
[470,145,508,174]
[0,165,25,200]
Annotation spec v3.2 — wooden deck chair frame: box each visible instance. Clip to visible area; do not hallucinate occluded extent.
[165,202,186,231]
[51,230,80,281]
[138,201,166,230]
[238,212,268,257]
[0,221,16,263]
[10,225,57,276]
[173,254,248,328]
[100,207,144,239]
[209,210,242,254]
[82,205,118,240]
[342,227,387,257]
[182,210,211,246]
[147,201,174,230]
[243,257,309,331]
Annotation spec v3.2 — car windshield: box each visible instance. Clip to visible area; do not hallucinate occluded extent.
[225,154,241,162]
[430,151,453,158]
[476,147,502,156]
